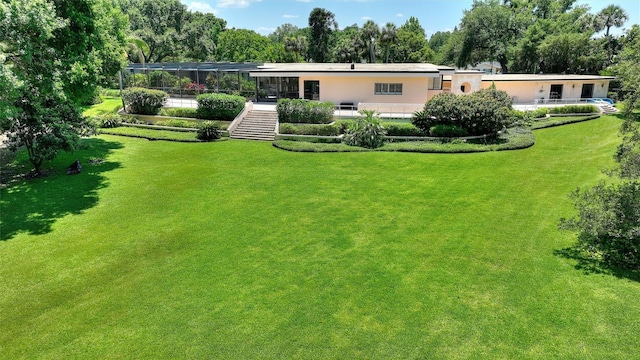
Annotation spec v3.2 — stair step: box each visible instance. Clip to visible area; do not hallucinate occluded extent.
[230,110,279,141]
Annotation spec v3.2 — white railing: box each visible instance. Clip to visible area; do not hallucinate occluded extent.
[334,103,423,118]
[164,97,198,108]
[531,98,612,106]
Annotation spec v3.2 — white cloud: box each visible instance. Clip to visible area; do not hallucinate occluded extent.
[185,1,217,13]
[217,0,262,8]
[361,16,373,21]
[396,13,404,17]
[296,0,312,2]
[283,14,299,18]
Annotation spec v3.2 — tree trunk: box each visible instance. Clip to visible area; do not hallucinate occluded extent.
[499,55,509,74]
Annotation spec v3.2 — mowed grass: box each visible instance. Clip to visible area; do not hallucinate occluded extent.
[2,116,640,359]
[81,96,123,117]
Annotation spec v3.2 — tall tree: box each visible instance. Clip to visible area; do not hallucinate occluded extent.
[308,8,337,63]
[391,17,433,63]
[593,4,629,64]
[360,20,379,63]
[537,32,593,73]
[216,29,270,62]
[123,0,188,63]
[0,0,103,174]
[284,35,308,62]
[380,23,398,63]
[182,11,226,61]
[612,25,640,117]
[456,0,514,73]
[269,23,299,43]
[594,4,629,37]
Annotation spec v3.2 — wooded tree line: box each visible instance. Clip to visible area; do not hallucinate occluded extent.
[121,0,631,77]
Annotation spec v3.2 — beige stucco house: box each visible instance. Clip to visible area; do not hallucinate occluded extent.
[250,63,614,108]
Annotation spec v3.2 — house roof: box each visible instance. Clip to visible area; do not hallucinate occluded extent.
[481,74,615,82]
[251,63,455,77]
[125,62,262,72]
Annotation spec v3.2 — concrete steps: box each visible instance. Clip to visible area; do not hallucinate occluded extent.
[230,110,278,141]
[599,104,619,114]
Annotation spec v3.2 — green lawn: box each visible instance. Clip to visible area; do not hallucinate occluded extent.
[81,96,123,117]
[1,116,639,359]
[99,126,200,141]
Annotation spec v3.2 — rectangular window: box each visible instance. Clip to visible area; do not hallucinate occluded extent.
[429,76,443,90]
[375,83,402,95]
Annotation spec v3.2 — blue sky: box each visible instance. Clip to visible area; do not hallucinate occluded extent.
[180,0,639,37]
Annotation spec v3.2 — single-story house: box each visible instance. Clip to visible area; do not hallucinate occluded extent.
[480,74,614,104]
[249,63,455,112]
[250,63,614,108]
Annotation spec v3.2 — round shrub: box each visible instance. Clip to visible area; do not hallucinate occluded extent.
[196,121,222,141]
[122,87,167,115]
[412,89,511,137]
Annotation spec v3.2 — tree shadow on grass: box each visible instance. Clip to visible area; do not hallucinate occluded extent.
[554,246,640,283]
[0,138,123,241]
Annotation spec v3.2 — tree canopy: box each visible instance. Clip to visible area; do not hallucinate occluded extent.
[0,0,119,174]
[308,8,337,63]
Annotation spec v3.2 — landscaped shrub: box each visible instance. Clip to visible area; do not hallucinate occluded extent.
[429,125,468,137]
[122,87,167,115]
[548,105,599,114]
[334,119,357,134]
[160,107,198,118]
[474,87,514,109]
[383,122,425,136]
[92,114,121,128]
[196,93,245,121]
[531,107,549,118]
[412,89,511,137]
[196,121,222,141]
[343,110,387,148]
[279,123,340,136]
[276,99,335,124]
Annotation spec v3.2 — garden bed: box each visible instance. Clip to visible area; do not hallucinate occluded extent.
[274,127,534,153]
[531,115,600,129]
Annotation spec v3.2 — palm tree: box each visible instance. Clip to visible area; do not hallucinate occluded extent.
[593,5,629,63]
[351,35,365,63]
[594,4,629,37]
[360,20,380,63]
[285,35,308,62]
[126,35,149,64]
[333,38,354,63]
[379,22,397,63]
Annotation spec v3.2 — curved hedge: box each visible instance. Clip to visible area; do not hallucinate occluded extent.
[196,93,245,121]
[122,87,167,115]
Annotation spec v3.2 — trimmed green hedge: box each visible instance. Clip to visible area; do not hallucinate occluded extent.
[196,93,245,121]
[279,123,341,136]
[160,107,198,118]
[276,99,335,124]
[383,122,425,136]
[122,87,167,115]
[548,105,599,114]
